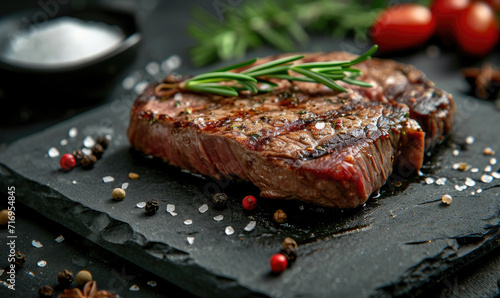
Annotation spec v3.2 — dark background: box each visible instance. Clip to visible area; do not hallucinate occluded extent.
[0,0,499,297]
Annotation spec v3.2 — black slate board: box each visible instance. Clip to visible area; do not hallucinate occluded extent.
[1,52,500,297]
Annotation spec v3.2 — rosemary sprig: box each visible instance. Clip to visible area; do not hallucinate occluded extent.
[156,45,377,98]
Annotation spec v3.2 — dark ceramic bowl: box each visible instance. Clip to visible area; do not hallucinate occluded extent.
[0,6,141,104]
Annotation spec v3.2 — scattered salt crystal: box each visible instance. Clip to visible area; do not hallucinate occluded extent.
[465,177,476,187]
[83,136,95,148]
[225,226,235,235]
[102,176,115,183]
[244,221,256,232]
[490,158,497,165]
[28,271,35,277]
[485,165,492,172]
[184,219,193,225]
[169,211,177,216]
[455,185,467,191]
[82,148,92,156]
[166,204,175,212]
[122,75,136,90]
[214,215,223,221]
[32,240,43,248]
[136,202,146,208]
[465,136,475,144]
[105,134,112,141]
[72,180,77,184]
[55,235,65,243]
[187,237,194,245]
[315,122,325,130]
[471,191,475,196]
[147,281,157,287]
[135,81,148,94]
[60,139,68,146]
[121,182,129,190]
[481,175,493,183]
[48,147,60,158]
[198,204,209,214]
[477,189,483,193]
[425,177,435,184]
[129,284,140,291]
[471,168,479,173]
[37,260,47,267]
[492,172,500,179]
[161,55,181,72]
[452,163,460,170]
[418,170,424,176]
[299,205,304,211]
[0,269,4,276]
[146,61,160,75]
[436,178,447,185]
[452,150,460,156]
[69,127,78,138]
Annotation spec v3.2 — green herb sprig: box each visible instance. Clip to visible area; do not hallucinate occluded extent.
[155,45,377,98]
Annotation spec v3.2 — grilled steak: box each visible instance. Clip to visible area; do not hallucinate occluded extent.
[128,52,455,208]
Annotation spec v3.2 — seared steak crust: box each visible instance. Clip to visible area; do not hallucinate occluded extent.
[128,53,454,208]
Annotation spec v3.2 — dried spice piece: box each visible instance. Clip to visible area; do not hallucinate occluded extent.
[95,135,109,149]
[0,209,8,225]
[282,237,298,250]
[129,172,140,180]
[213,193,228,209]
[73,149,84,166]
[13,251,26,269]
[280,247,298,265]
[75,270,92,287]
[60,281,115,298]
[91,143,104,159]
[462,63,500,100]
[112,188,126,201]
[273,209,287,223]
[81,155,97,169]
[57,269,74,287]
[145,199,160,215]
[38,285,54,297]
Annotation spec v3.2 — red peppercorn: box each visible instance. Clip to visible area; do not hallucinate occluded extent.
[242,195,257,210]
[270,253,288,273]
[60,154,76,171]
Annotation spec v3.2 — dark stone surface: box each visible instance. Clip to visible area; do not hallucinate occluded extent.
[0,49,499,297]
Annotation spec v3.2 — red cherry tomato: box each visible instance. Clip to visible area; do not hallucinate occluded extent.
[431,0,470,38]
[454,1,499,56]
[371,4,436,52]
[270,254,288,273]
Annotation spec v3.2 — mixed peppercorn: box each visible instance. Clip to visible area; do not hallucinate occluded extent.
[59,135,109,171]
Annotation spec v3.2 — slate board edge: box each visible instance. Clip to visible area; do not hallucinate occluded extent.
[0,163,269,298]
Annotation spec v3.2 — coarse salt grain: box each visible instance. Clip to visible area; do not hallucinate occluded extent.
[102,176,115,183]
[471,168,479,173]
[166,204,175,212]
[425,177,435,184]
[436,178,447,185]
[465,177,476,187]
[315,122,326,130]
[48,147,60,158]
[452,150,460,156]
[83,136,95,148]
[121,182,129,190]
[184,219,193,225]
[169,211,177,216]
[442,194,452,204]
[481,175,493,183]
[198,204,208,213]
[477,189,483,193]
[147,281,157,287]
[72,180,77,184]
[55,235,64,243]
[82,148,92,156]
[28,271,35,277]
[146,61,160,75]
[485,165,492,172]
[490,158,497,165]
[483,147,494,155]
[37,260,47,267]
[60,139,68,146]
[129,285,139,291]
[32,240,43,248]
[136,202,146,208]
[492,172,500,179]
[452,163,460,170]
[225,226,235,235]
[465,136,474,144]
[244,221,256,232]
[214,215,223,221]
[69,127,78,138]
[187,237,194,245]
[455,185,466,191]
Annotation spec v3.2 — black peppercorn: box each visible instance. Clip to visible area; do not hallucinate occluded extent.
[73,149,84,166]
[213,193,228,209]
[13,251,26,269]
[38,285,54,297]
[96,135,109,149]
[81,155,97,169]
[57,269,74,287]
[92,144,104,159]
[279,247,297,265]
[145,199,160,215]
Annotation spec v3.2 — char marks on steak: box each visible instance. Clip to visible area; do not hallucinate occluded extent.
[128,52,454,208]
